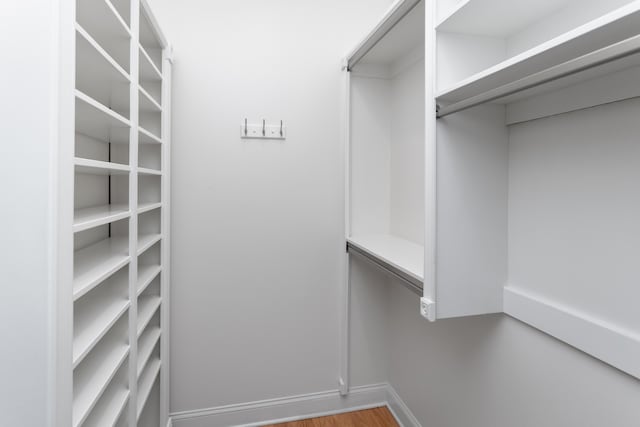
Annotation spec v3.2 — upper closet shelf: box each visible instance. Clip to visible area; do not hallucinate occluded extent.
[347,234,424,294]
[73,237,129,300]
[436,3,640,107]
[437,0,573,36]
[76,0,131,71]
[76,90,130,144]
[140,45,163,81]
[139,127,162,145]
[139,87,162,112]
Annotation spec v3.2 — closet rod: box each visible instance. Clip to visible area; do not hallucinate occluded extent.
[436,33,640,118]
[346,242,423,296]
[345,0,421,71]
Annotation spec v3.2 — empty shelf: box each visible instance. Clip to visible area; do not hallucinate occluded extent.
[140,45,162,82]
[76,0,131,71]
[136,358,161,420]
[74,204,130,233]
[436,3,640,104]
[437,0,572,37]
[75,157,130,175]
[138,167,162,176]
[347,234,424,292]
[139,127,162,144]
[73,237,129,300]
[139,86,162,112]
[138,202,162,214]
[137,327,161,378]
[72,344,129,427]
[137,265,162,296]
[138,234,161,256]
[137,295,162,337]
[82,384,129,427]
[73,300,129,368]
[76,90,130,144]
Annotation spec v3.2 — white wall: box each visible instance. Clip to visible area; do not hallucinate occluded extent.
[387,282,640,427]
[147,0,394,413]
[147,1,640,425]
[0,1,60,425]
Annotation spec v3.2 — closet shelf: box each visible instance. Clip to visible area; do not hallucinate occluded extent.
[139,127,163,144]
[136,358,161,420]
[76,90,130,145]
[74,204,130,233]
[138,167,162,176]
[138,202,163,214]
[72,344,129,427]
[138,234,162,256]
[137,265,162,296]
[139,86,163,112]
[73,300,129,369]
[137,295,162,337]
[437,0,573,36]
[436,3,640,105]
[76,0,131,71]
[82,385,129,427]
[75,157,130,175]
[137,327,162,378]
[347,234,423,292]
[139,125,161,141]
[76,23,130,83]
[140,45,163,82]
[73,237,129,300]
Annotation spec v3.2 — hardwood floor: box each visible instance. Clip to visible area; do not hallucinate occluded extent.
[263,407,399,427]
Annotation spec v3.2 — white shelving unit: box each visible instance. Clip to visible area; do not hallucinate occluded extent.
[346,0,426,295]
[344,0,640,385]
[430,0,640,376]
[67,0,172,425]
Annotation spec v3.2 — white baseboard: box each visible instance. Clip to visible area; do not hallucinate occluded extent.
[504,286,640,379]
[170,383,421,427]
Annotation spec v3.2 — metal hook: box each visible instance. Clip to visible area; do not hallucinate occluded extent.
[262,119,266,136]
[280,120,283,137]
[244,118,248,135]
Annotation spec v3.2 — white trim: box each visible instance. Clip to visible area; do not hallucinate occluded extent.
[170,384,393,427]
[386,386,422,427]
[504,286,640,379]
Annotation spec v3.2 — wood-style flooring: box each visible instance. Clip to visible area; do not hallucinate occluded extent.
[263,406,399,427]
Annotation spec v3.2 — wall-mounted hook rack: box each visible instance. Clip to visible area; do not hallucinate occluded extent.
[240,119,287,140]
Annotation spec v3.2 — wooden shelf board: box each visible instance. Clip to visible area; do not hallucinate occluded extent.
[137,327,162,378]
[73,237,130,301]
[72,344,129,427]
[75,90,130,144]
[76,0,131,72]
[137,265,162,296]
[138,202,163,214]
[82,384,129,427]
[73,300,129,369]
[139,127,163,144]
[138,125,162,142]
[73,204,130,233]
[436,0,572,38]
[139,45,163,82]
[136,358,161,420]
[76,23,130,82]
[75,157,130,175]
[138,166,162,176]
[139,86,163,113]
[347,234,424,284]
[137,234,162,256]
[137,296,162,338]
[436,3,640,104]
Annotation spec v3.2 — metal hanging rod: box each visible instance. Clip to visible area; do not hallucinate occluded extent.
[346,242,423,296]
[437,33,640,118]
[346,0,422,71]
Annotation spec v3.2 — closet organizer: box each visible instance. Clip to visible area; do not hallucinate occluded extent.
[341,0,640,393]
[57,0,172,426]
